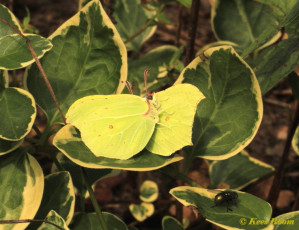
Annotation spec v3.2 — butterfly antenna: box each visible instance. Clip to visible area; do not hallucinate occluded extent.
[121,80,133,94]
[144,69,151,98]
[143,69,152,116]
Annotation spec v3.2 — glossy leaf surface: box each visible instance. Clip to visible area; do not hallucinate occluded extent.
[176,46,263,160]
[53,124,183,171]
[0,150,44,230]
[170,186,272,230]
[26,0,127,124]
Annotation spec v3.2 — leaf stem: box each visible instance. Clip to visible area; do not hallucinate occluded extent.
[38,122,51,146]
[81,167,108,230]
[0,17,66,124]
[267,101,299,208]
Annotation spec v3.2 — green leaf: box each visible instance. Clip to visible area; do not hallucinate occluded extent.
[253,19,299,94]
[0,34,52,70]
[72,212,128,230]
[212,0,280,50]
[241,2,299,58]
[78,0,91,9]
[52,153,113,195]
[22,8,31,29]
[0,4,52,70]
[128,45,182,95]
[0,138,23,156]
[272,211,299,230]
[26,0,127,124]
[162,216,184,230]
[37,210,69,230]
[241,26,280,58]
[255,0,299,26]
[129,202,154,222]
[0,87,36,141]
[113,0,157,52]
[176,0,191,8]
[0,3,22,36]
[27,171,75,230]
[53,124,183,171]
[0,70,9,88]
[209,151,274,189]
[176,46,263,160]
[170,186,272,230]
[139,180,159,202]
[292,126,299,156]
[0,149,44,230]
[196,41,241,56]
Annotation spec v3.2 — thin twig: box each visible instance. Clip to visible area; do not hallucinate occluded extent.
[0,17,66,124]
[0,219,64,230]
[125,4,165,44]
[125,21,151,44]
[267,101,299,208]
[184,0,200,66]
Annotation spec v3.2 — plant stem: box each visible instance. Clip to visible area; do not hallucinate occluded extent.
[175,3,183,46]
[267,101,299,208]
[81,167,108,230]
[33,124,42,137]
[184,0,200,66]
[183,153,194,175]
[11,70,18,87]
[125,21,152,44]
[0,219,64,230]
[159,166,202,187]
[38,122,51,146]
[78,191,86,212]
[49,151,64,171]
[0,17,66,124]
[175,171,204,188]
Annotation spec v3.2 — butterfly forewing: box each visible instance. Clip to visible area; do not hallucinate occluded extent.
[66,94,158,159]
[146,84,205,156]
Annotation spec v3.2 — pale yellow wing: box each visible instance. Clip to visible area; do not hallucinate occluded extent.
[146,84,204,156]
